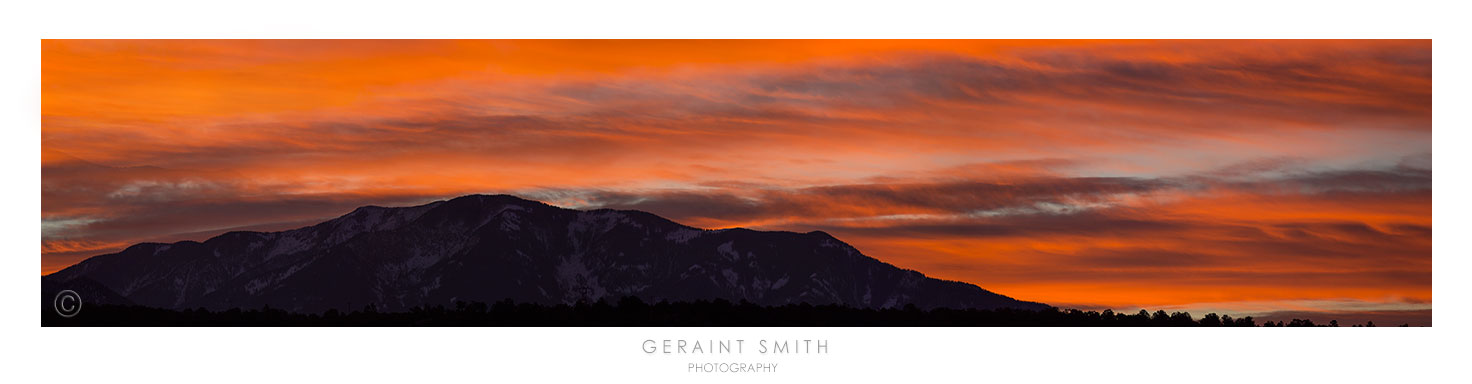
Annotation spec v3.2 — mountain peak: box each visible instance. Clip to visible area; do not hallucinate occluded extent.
[445,193,546,206]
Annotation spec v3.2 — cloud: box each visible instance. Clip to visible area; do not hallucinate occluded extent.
[518,161,1430,312]
[41,40,1430,314]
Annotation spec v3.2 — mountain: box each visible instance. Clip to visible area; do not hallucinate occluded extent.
[42,194,1047,313]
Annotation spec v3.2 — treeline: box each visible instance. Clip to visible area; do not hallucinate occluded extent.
[1258,319,1399,327]
[41,297,1390,327]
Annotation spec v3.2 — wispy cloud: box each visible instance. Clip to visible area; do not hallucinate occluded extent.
[42,40,1430,322]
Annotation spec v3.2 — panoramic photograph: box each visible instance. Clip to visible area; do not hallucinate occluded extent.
[40,39,1431,327]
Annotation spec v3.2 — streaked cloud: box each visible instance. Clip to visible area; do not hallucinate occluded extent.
[42,40,1430,323]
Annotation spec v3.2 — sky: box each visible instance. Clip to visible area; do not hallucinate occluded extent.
[41,40,1431,325]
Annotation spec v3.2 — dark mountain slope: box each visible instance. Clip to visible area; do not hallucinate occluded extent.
[44,194,1047,313]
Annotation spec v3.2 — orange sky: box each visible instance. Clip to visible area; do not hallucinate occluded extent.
[41,40,1432,324]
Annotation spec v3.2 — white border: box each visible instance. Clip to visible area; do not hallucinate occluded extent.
[4,1,1465,382]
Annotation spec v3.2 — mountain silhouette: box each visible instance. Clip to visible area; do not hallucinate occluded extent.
[43,194,1047,313]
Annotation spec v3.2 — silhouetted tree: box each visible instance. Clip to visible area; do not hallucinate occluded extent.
[1152,310,1170,325]
[1132,309,1151,325]
[1169,312,1194,326]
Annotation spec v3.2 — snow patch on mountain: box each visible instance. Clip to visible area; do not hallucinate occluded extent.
[722,268,739,287]
[556,252,608,303]
[717,241,739,261]
[268,233,311,259]
[245,260,313,295]
[665,228,705,243]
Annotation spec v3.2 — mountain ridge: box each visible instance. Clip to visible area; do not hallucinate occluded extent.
[43,194,1048,313]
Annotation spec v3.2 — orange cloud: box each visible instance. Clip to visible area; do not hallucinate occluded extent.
[42,40,1430,323]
